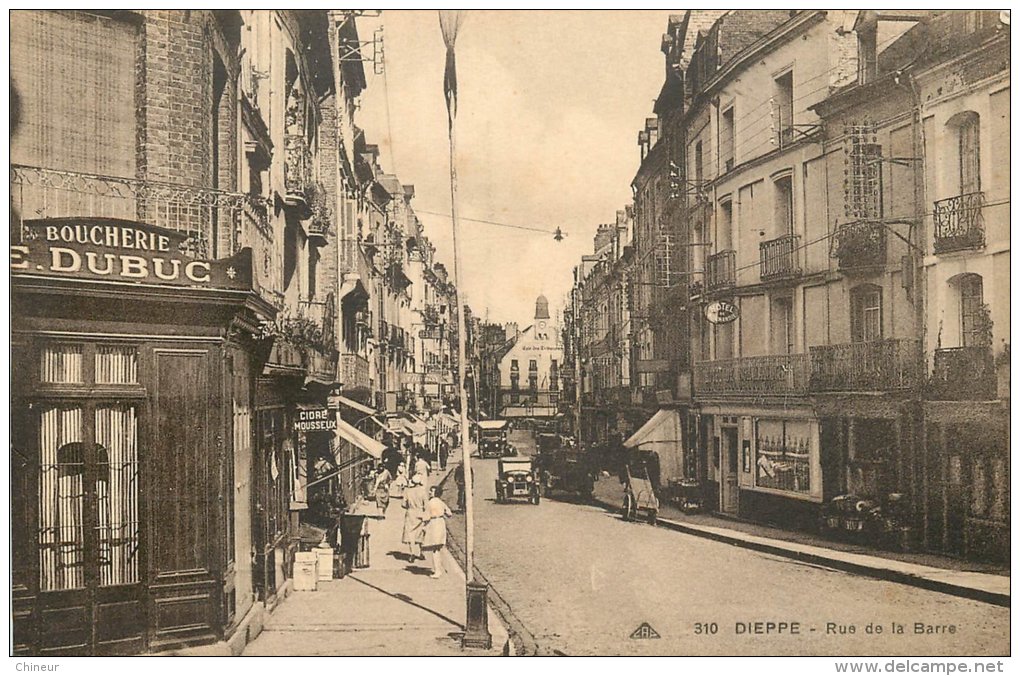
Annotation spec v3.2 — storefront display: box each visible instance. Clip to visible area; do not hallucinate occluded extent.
[754,419,814,496]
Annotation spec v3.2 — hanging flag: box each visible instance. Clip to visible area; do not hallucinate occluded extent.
[439,11,465,127]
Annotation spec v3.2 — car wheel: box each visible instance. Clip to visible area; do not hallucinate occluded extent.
[622,495,633,521]
[648,509,658,526]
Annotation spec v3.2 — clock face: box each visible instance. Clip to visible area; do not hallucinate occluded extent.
[539,321,547,329]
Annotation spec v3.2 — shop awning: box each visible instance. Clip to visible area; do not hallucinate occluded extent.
[403,414,428,438]
[339,276,369,300]
[337,395,375,417]
[624,409,686,483]
[333,416,385,459]
[624,409,683,450]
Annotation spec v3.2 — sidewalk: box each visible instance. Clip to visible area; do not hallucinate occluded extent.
[591,477,1010,607]
[243,447,509,656]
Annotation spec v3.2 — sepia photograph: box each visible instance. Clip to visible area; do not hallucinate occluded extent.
[6,7,1012,666]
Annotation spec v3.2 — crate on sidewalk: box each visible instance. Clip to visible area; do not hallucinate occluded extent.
[294,552,318,591]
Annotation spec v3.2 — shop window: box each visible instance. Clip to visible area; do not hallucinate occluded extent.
[754,419,811,495]
[850,284,883,343]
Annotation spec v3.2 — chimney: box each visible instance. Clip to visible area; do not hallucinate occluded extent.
[646,117,659,147]
[403,184,415,200]
[593,224,614,253]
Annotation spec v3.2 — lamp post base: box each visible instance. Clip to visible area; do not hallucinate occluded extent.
[462,581,492,649]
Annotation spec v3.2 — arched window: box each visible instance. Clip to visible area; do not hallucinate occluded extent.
[850,284,883,343]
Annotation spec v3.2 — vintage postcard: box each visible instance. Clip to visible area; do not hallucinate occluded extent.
[7,8,1010,666]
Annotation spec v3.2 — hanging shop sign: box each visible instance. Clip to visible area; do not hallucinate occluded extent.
[11,217,254,290]
[704,300,739,325]
[295,408,337,432]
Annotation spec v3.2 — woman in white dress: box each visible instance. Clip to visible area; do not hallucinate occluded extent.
[422,486,453,578]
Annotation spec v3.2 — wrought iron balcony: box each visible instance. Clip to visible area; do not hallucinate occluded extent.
[759,234,802,282]
[11,164,274,259]
[694,353,810,397]
[933,191,985,254]
[283,134,313,211]
[298,292,336,353]
[706,250,736,293]
[831,221,887,271]
[929,346,997,400]
[339,353,371,391]
[809,339,919,392]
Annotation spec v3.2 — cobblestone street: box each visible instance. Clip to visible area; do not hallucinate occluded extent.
[444,432,1009,656]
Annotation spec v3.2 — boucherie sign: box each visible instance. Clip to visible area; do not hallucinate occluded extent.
[11,217,253,290]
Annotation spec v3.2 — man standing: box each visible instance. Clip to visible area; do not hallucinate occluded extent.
[453,461,473,513]
[439,437,450,471]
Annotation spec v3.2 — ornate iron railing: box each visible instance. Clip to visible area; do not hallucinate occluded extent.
[339,353,371,390]
[706,249,736,293]
[283,134,313,205]
[933,191,985,254]
[759,234,802,282]
[694,353,810,396]
[10,164,276,258]
[929,346,996,400]
[831,221,887,270]
[809,339,919,392]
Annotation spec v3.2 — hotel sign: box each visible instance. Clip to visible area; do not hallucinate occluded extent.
[11,217,254,291]
[704,300,739,325]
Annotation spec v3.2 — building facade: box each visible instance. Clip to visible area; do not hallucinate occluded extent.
[497,297,564,419]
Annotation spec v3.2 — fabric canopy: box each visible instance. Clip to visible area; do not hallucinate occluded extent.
[333,416,385,459]
[624,409,685,482]
[338,395,375,417]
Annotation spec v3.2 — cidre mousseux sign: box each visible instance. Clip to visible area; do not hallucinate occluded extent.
[11,217,254,290]
[294,408,337,432]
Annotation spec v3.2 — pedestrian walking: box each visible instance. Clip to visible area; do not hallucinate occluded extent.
[401,473,428,561]
[422,485,453,578]
[373,465,392,517]
[382,439,403,478]
[414,454,431,482]
[438,438,450,471]
[453,461,473,513]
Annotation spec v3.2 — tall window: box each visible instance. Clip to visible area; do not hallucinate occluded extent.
[958,113,981,195]
[717,199,733,251]
[773,70,794,146]
[694,141,704,186]
[770,296,795,354]
[774,175,794,236]
[959,274,987,347]
[720,106,735,172]
[850,284,883,343]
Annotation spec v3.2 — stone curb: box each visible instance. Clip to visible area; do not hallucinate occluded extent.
[437,455,540,656]
[590,496,1010,608]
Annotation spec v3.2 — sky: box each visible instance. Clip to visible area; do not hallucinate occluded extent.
[355,10,671,328]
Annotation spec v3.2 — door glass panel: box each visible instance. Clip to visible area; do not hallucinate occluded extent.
[39,405,86,591]
[41,344,84,384]
[95,405,141,586]
[95,346,139,384]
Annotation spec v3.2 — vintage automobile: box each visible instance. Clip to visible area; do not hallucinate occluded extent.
[476,420,511,458]
[536,443,595,501]
[494,457,541,504]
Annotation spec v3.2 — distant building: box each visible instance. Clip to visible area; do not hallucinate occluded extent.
[497,296,564,419]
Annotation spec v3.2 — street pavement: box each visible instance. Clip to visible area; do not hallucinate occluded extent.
[442,429,1009,656]
[243,447,509,656]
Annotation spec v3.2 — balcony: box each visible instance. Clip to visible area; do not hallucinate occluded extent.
[706,250,736,294]
[694,353,809,397]
[283,134,313,213]
[339,353,371,391]
[832,221,886,271]
[759,234,802,282]
[929,346,997,400]
[306,182,331,246]
[809,339,919,392]
[11,164,270,261]
[933,191,985,254]
[298,293,336,352]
